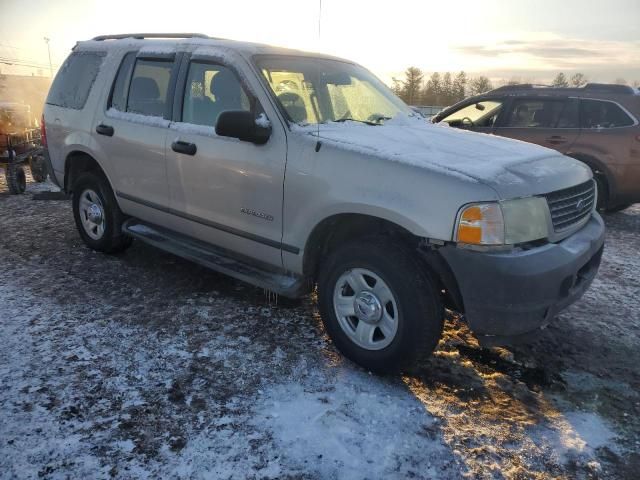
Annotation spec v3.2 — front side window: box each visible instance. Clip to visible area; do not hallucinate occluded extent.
[503,99,579,128]
[580,99,635,128]
[256,55,413,125]
[182,62,251,127]
[46,51,104,109]
[126,59,173,117]
[440,100,503,128]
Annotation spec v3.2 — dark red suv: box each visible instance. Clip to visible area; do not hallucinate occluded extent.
[433,83,640,212]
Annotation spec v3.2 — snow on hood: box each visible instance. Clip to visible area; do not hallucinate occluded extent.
[294,116,590,197]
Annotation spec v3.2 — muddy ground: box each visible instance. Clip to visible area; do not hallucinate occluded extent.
[0,173,638,479]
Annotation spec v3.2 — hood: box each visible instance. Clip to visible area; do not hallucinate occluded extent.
[297,117,591,199]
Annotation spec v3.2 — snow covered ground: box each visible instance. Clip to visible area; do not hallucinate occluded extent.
[1,177,638,479]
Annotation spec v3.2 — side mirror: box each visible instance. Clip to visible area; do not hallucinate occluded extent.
[215,110,271,145]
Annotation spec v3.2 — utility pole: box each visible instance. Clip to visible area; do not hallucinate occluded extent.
[43,37,52,77]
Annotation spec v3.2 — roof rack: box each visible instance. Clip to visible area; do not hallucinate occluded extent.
[492,84,551,92]
[492,82,635,95]
[92,33,210,41]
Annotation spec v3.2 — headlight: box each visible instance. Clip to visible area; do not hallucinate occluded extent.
[455,197,549,246]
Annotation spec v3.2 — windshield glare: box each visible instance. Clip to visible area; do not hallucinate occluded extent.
[255,56,413,125]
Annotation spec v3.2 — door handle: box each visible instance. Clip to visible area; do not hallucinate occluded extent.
[96,124,114,137]
[171,140,197,156]
[546,135,567,145]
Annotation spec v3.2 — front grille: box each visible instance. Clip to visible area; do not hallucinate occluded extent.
[544,180,596,232]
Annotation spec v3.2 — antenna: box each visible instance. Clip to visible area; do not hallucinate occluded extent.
[316,0,322,152]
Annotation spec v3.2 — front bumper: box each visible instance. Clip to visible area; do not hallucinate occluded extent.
[439,213,605,345]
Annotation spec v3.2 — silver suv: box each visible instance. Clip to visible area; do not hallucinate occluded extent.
[42,33,605,372]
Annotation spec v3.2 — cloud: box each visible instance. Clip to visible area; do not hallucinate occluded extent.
[454,36,639,68]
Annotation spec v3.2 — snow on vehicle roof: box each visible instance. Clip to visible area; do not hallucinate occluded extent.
[75,36,350,62]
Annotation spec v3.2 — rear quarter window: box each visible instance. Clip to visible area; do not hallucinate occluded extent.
[46,51,105,109]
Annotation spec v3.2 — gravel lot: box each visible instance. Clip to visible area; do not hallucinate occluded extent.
[1,174,638,479]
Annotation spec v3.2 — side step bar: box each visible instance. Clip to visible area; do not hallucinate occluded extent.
[122,219,308,298]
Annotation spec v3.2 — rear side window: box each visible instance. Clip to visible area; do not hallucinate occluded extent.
[109,52,137,111]
[46,52,104,109]
[503,99,578,128]
[580,99,635,128]
[126,59,173,117]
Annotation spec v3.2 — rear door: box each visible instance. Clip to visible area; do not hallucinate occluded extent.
[164,50,288,269]
[494,96,580,153]
[92,50,179,219]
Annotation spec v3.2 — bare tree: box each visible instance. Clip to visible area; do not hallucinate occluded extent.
[469,76,493,96]
[570,73,588,87]
[614,78,628,85]
[552,73,569,87]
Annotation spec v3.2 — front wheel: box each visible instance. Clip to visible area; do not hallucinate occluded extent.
[317,236,444,373]
[605,203,632,213]
[72,171,133,253]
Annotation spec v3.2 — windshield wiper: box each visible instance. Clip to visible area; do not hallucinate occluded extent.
[331,118,380,126]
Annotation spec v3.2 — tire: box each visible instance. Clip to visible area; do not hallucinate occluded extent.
[7,164,27,194]
[605,203,632,213]
[72,171,133,253]
[317,236,444,373]
[30,157,48,183]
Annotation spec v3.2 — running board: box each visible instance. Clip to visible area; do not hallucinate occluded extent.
[122,219,307,297]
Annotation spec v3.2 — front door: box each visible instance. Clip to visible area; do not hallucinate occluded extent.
[165,54,288,269]
[494,97,580,153]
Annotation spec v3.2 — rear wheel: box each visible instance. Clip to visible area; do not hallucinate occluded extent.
[7,164,26,194]
[72,171,133,253]
[317,236,444,373]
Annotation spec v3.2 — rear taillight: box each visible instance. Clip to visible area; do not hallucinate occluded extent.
[40,114,47,147]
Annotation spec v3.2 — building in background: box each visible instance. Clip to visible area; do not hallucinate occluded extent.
[0,73,51,118]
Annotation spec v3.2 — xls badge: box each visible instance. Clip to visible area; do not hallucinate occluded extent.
[241,207,274,222]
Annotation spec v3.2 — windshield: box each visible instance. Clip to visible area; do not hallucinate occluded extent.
[255,55,414,125]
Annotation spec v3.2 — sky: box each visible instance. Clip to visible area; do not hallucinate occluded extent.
[0,0,639,85]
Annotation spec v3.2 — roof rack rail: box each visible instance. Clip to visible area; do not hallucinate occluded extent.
[492,84,551,92]
[583,83,636,94]
[92,33,210,41]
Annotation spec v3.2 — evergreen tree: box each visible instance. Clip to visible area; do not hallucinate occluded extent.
[441,72,453,106]
[399,67,424,105]
[551,73,569,87]
[452,71,467,102]
[422,72,442,106]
